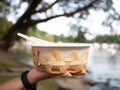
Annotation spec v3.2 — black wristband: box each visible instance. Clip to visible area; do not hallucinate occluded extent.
[21,71,37,90]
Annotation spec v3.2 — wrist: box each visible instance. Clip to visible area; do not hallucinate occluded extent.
[27,68,57,84]
[27,68,40,84]
[21,71,37,90]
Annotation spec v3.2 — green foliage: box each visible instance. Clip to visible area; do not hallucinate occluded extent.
[66,35,75,42]
[91,34,120,43]
[27,28,54,42]
[45,79,56,89]
[27,27,90,43]
[53,34,75,42]
[27,28,43,38]
[0,62,14,68]
[27,28,76,43]
[74,30,87,43]
[0,17,12,38]
[43,34,54,42]
[53,34,67,42]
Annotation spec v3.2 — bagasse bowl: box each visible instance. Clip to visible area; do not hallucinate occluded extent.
[32,43,91,74]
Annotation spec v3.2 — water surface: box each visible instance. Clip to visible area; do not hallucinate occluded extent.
[87,47,120,90]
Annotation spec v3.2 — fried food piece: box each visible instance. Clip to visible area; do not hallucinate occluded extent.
[81,50,88,58]
[69,50,79,60]
[53,50,62,61]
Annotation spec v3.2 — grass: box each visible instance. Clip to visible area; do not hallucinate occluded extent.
[0,62,14,68]
[0,62,15,83]
[46,79,56,89]
[37,79,58,90]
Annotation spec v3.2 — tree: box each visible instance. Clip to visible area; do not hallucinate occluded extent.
[0,0,119,51]
[0,17,12,38]
[74,30,86,43]
[93,34,120,43]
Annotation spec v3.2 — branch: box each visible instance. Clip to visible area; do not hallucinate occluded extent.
[31,14,64,25]
[31,0,98,25]
[17,0,42,22]
[27,0,42,13]
[64,0,98,17]
[35,0,60,13]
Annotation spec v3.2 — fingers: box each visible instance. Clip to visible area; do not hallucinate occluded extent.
[61,68,90,78]
[86,68,90,73]
[61,71,72,78]
[74,68,90,75]
[79,68,90,74]
[72,69,86,75]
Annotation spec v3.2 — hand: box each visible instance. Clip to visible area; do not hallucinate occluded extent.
[27,67,90,84]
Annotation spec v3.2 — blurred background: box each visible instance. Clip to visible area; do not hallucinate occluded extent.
[0,0,120,90]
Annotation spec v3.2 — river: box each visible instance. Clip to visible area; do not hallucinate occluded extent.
[87,45,120,90]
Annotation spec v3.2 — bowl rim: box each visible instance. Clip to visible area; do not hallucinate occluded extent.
[32,43,92,48]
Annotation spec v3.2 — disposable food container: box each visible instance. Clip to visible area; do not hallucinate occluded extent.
[32,43,91,74]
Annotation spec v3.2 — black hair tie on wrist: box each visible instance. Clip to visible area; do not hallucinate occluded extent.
[21,71,37,90]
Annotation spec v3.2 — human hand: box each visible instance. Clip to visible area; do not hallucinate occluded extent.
[27,67,90,84]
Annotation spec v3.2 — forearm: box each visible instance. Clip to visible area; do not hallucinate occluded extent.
[0,68,56,90]
[0,77,24,90]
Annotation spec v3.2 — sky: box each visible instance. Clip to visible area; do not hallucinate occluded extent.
[37,17,71,36]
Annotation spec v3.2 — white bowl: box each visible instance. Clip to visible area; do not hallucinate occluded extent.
[32,43,91,74]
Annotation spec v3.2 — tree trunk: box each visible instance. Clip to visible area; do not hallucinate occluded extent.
[0,22,29,51]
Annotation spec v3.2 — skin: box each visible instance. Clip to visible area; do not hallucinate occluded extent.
[0,67,89,90]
